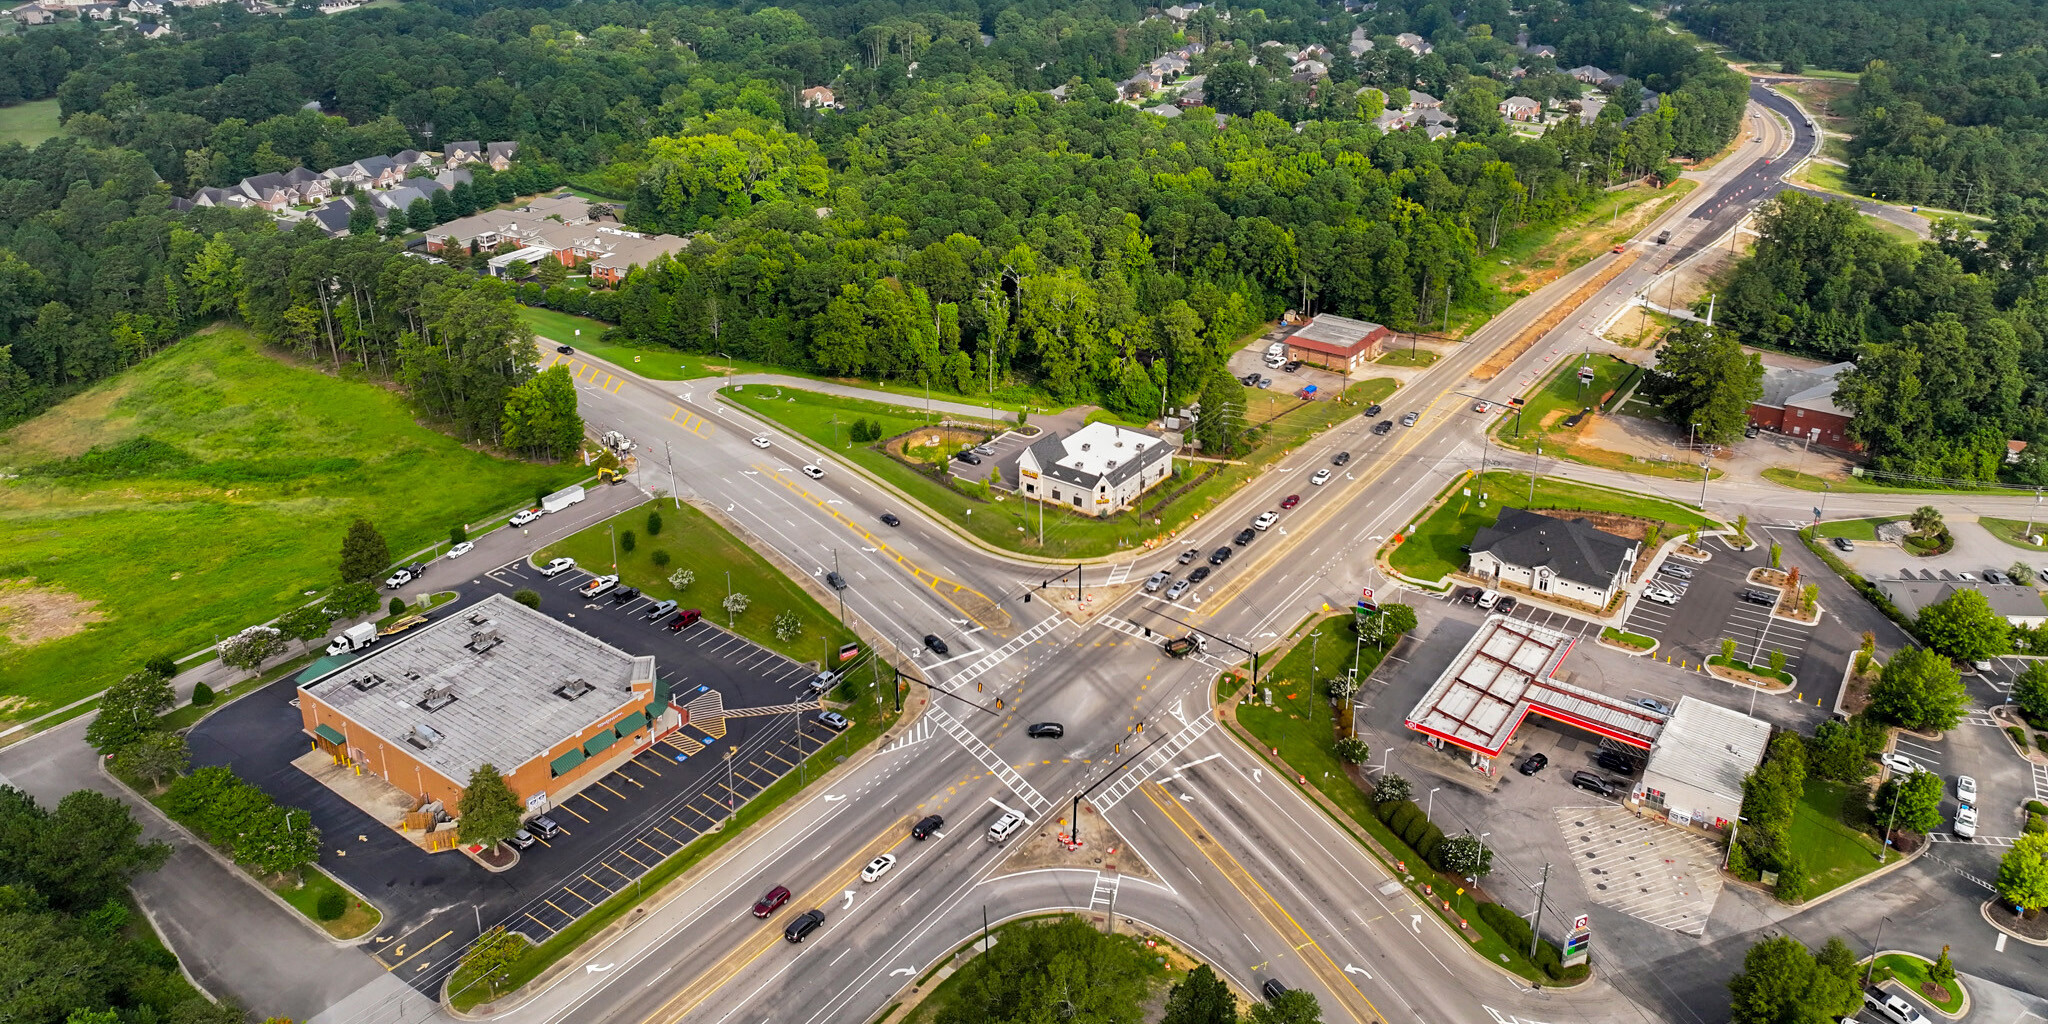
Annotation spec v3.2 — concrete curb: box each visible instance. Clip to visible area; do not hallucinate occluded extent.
[1596,633,1658,657]
[1979,899,2048,946]
[1864,950,1971,1019]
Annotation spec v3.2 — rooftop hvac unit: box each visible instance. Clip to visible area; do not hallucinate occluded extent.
[468,611,491,626]
[407,723,445,750]
[418,685,457,712]
[351,673,386,692]
[554,678,596,701]
[468,629,504,653]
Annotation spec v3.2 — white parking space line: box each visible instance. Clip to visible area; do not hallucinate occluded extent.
[1558,806,1721,936]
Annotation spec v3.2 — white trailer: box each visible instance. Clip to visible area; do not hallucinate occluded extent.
[541,484,586,514]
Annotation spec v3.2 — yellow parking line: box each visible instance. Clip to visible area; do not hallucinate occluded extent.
[632,757,664,777]
[652,824,683,844]
[543,898,576,918]
[615,847,651,870]
[597,779,629,800]
[637,836,669,858]
[581,873,614,893]
[561,886,595,906]
[580,792,609,812]
[524,912,554,933]
[601,860,635,881]
[559,804,591,823]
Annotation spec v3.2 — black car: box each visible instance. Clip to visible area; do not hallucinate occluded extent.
[1281,360,1302,373]
[1595,749,1638,775]
[880,512,902,527]
[924,634,950,655]
[1372,420,1394,435]
[783,909,826,943]
[912,814,945,840]
[1262,979,1290,1002]
[1209,546,1234,566]
[826,571,847,590]
[954,450,983,465]
[1027,722,1064,738]
[1832,536,1855,552]
[1571,771,1619,797]
[1332,451,1351,466]
[556,345,574,354]
[1235,528,1256,546]
[1494,596,1519,615]
[610,586,641,603]
[1740,588,1776,605]
[405,562,425,576]
[1187,566,1212,583]
[1517,752,1549,776]
[1455,586,1482,605]
[1241,372,1262,385]
[1363,404,1382,417]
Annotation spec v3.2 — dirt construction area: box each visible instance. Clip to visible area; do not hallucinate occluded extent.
[0,578,106,649]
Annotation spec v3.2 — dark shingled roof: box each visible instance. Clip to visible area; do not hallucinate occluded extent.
[1469,507,1635,589]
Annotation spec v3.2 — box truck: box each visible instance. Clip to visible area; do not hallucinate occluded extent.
[324,622,378,656]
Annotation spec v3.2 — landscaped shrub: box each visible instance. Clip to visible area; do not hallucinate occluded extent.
[512,589,540,609]
[2010,726,2030,749]
[620,529,636,553]
[1415,825,1445,865]
[1401,813,1433,849]
[315,889,347,920]
[1478,902,1532,950]
[190,682,214,707]
[1387,801,1422,837]
[2028,800,2048,817]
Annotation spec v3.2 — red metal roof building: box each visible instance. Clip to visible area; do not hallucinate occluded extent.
[1282,314,1392,373]
[1403,615,1665,766]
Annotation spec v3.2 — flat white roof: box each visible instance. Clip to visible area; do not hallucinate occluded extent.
[1404,615,1666,757]
[1642,695,1770,805]
[1047,421,1166,479]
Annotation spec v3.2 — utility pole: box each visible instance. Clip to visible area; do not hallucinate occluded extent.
[1530,442,1541,506]
[724,570,733,628]
[833,548,844,623]
[1528,862,1551,959]
[665,440,679,508]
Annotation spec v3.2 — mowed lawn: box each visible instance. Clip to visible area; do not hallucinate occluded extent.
[1794,779,1900,895]
[0,327,577,720]
[533,500,856,664]
[0,98,60,148]
[1389,471,1719,582]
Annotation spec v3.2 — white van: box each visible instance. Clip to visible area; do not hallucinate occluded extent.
[986,811,1026,844]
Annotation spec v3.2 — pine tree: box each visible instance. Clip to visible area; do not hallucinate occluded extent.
[338,518,390,584]
[457,764,524,851]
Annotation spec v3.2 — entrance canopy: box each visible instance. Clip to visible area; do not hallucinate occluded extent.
[1404,615,1665,758]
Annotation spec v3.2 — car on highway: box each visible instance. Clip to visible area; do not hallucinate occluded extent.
[1570,772,1620,797]
[1958,775,1978,803]
[1400,412,1419,426]
[924,634,950,655]
[1879,751,1923,775]
[1280,494,1300,509]
[510,508,541,527]
[1517,753,1549,776]
[1644,587,1678,605]
[1472,401,1491,413]
[1372,419,1394,435]
[1262,979,1291,1002]
[1234,528,1256,546]
[1311,468,1332,485]
[1659,564,1694,580]
[1332,451,1351,466]
[880,512,901,527]
[752,886,792,918]
[1831,536,1855,552]
[954,450,983,465]
[817,710,850,732]
[668,609,702,630]
[1209,546,1234,566]
[1177,548,1200,565]
[912,815,945,840]
[826,571,847,590]
[446,541,475,559]
[1165,579,1192,600]
[540,557,576,577]
[1027,722,1065,738]
[1954,804,1978,839]
[384,568,414,589]
[860,854,898,883]
[1144,571,1171,593]
[578,575,619,599]
[802,464,825,479]
[783,909,826,943]
[1187,566,1212,584]
[1255,510,1279,530]
[751,436,772,448]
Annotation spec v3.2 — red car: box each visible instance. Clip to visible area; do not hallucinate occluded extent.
[752,885,791,918]
[1280,494,1300,509]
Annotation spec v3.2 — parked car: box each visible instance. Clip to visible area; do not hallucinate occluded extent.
[1165,580,1192,600]
[924,634,950,655]
[510,508,541,527]
[1235,528,1256,546]
[556,344,574,354]
[973,443,996,456]
[578,575,619,599]
[1476,590,1500,610]
[1144,571,1171,593]
[1187,566,1212,584]
[752,885,792,918]
[1282,360,1303,373]
[1241,372,1261,385]
[1644,587,1678,605]
[1177,548,1201,565]
[1332,451,1351,466]
[1311,468,1333,485]
[1280,494,1300,509]
[1958,775,1978,803]
[861,854,898,883]
[643,599,677,620]
[954,450,983,465]
[669,609,702,631]
[1027,722,1065,738]
[783,909,826,943]
[912,814,945,840]
[610,586,641,603]
[1494,596,1518,615]
[1954,804,1978,839]
[1659,564,1694,580]
[1255,510,1280,530]
[1740,589,1777,605]
[1517,753,1549,776]
[1832,536,1855,552]
[446,541,475,559]
[1570,771,1619,797]
[1983,569,2008,585]
[1257,376,1273,389]
[507,828,539,849]
[826,571,847,590]
[1865,991,1931,1024]
[802,464,825,479]
[540,557,576,577]
[880,512,901,527]
[1400,412,1420,426]
[1455,586,1482,605]
[1209,546,1234,566]
[806,670,839,694]
[751,436,773,449]
[1372,420,1394,435]
[1879,751,1923,775]
[1595,749,1638,774]
[817,710,850,732]
[1635,697,1675,715]
[526,815,560,840]
[384,568,414,589]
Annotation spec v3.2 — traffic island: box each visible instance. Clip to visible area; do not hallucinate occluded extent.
[996,799,1153,881]
[1863,951,1969,1018]
[1982,899,2048,945]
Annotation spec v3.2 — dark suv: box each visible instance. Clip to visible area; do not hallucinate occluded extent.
[1595,749,1638,775]
[912,814,945,840]
[1372,420,1394,435]
[1571,771,1619,797]
[1235,528,1256,546]
[1332,451,1351,466]
[783,909,826,943]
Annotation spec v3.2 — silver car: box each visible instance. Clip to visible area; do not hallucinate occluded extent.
[1144,571,1171,593]
[1165,579,1191,600]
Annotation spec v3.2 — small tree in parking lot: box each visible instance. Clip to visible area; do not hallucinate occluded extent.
[1721,637,1738,662]
[457,764,523,852]
[1373,773,1412,803]
[1334,737,1370,764]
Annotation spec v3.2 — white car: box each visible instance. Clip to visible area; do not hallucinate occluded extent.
[1644,587,1678,605]
[860,853,897,883]
[1865,991,1930,1024]
[509,509,540,527]
[1954,804,1978,839]
[578,574,619,598]
[1311,468,1332,485]
[539,557,577,577]
[446,541,475,559]
[1476,589,1501,610]
[1878,751,1922,775]
[383,568,413,589]
[802,464,825,479]
[1254,510,1279,530]
[1957,775,1978,803]
[1472,401,1491,413]
[751,436,772,449]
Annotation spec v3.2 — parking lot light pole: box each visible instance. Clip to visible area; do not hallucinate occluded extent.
[1427,786,1442,820]
[1863,916,1891,987]
[724,570,732,628]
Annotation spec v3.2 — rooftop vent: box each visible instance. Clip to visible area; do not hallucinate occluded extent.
[1080,443,1091,451]
[350,673,386,692]
[467,611,490,626]
[418,685,457,712]
[554,678,596,701]
[467,629,503,654]
[406,723,445,750]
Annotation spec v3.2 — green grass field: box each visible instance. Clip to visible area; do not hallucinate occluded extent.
[1792,779,1900,896]
[1389,471,1719,582]
[1979,517,2048,552]
[535,500,855,662]
[1490,355,1716,482]
[1375,347,1439,367]
[1458,180,1698,335]
[1815,516,1897,541]
[726,379,1396,559]
[0,327,578,721]
[0,99,59,148]
[1760,467,2019,495]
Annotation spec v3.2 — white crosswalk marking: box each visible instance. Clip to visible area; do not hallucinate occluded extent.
[939,615,1068,693]
[1927,834,2019,848]
[1088,872,1120,910]
[882,716,936,753]
[1093,716,1216,810]
[1104,562,1135,586]
[928,704,1049,812]
[2033,762,2048,804]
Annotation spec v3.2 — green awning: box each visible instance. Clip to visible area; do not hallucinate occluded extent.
[653,675,672,703]
[314,724,346,745]
[646,699,669,721]
[583,730,617,757]
[550,747,586,776]
[614,711,647,736]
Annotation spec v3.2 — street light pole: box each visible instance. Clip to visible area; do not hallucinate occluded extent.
[1427,786,1442,820]
[1863,916,1892,988]
[724,570,732,628]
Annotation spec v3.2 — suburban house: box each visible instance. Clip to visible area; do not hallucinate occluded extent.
[1632,697,1770,830]
[134,20,171,37]
[235,167,330,207]
[190,186,258,211]
[79,3,118,19]
[305,199,357,237]
[1174,74,1207,107]
[324,154,406,191]
[392,149,435,173]
[1395,32,1432,55]
[1466,507,1640,608]
[1151,54,1190,79]
[1407,90,1441,109]
[1143,103,1183,119]
[443,141,483,167]
[485,141,518,170]
[1349,26,1373,56]
[1875,578,2048,629]
[1525,43,1558,59]
[296,594,677,815]
[800,86,837,108]
[1282,313,1391,372]
[371,179,447,220]
[1746,361,1858,451]
[1423,124,1455,140]
[1500,96,1542,121]
[1290,59,1328,83]
[1568,65,1614,86]
[11,4,57,25]
[1163,2,1202,20]
[1016,422,1177,515]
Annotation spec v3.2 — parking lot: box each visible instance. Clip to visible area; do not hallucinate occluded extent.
[185,555,859,995]
[1619,543,1819,682]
